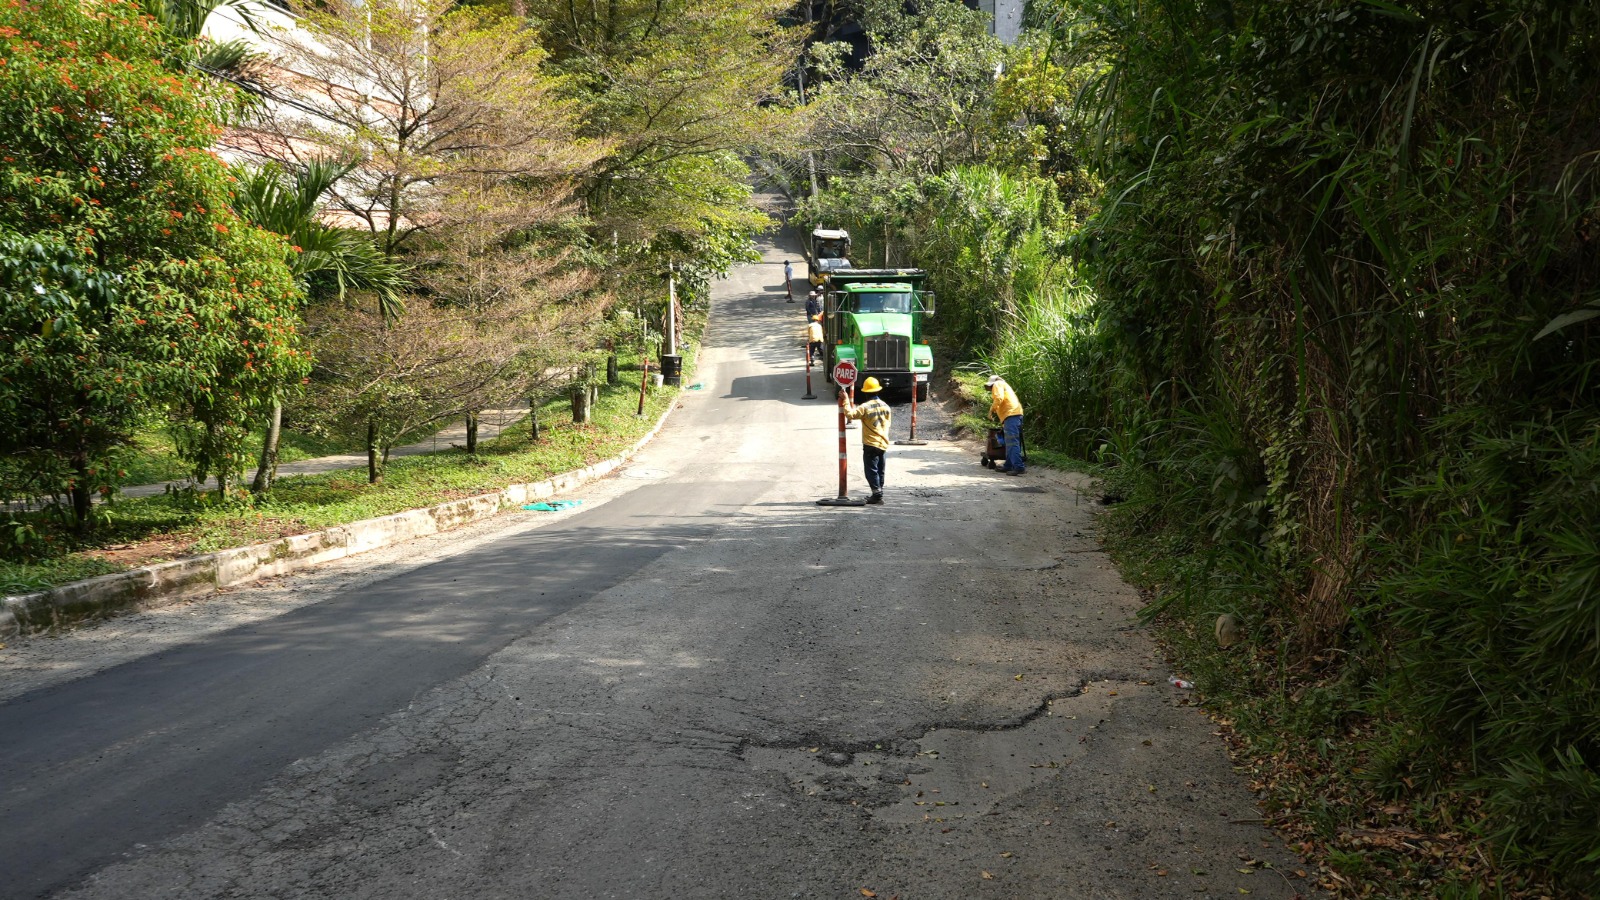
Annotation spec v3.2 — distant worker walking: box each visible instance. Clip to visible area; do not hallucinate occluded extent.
[805,314,825,366]
[986,374,1025,475]
[842,377,892,504]
[784,260,794,301]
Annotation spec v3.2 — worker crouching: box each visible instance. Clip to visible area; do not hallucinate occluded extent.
[842,377,892,504]
[986,374,1025,475]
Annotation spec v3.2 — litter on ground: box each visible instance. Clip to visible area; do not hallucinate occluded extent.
[523,500,584,512]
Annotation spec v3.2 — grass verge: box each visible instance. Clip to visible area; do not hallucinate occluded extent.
[112,427,358,487]
[0,350,681,596]
[1091,482,1571,899]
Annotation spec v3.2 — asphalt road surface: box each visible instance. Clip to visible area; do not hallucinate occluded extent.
[0,221,1313,899]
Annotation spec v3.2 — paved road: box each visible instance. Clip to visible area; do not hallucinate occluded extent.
[0,220,1311,899]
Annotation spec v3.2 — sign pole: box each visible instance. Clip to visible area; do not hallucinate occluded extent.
[895,373,928,446]
[818,360,865,507]
[636,356,649,417]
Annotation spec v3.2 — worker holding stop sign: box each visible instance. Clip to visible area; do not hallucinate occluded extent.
[841,375,892,505]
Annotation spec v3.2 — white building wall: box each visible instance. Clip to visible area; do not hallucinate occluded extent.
[977,0,1025,45]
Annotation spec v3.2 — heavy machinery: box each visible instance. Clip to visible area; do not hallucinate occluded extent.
[809,227,853,286]
[821,268,935,401]
[811,227,851,259]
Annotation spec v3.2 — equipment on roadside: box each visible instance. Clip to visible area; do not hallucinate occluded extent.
[979,426,1026,470]
[819,269,935,402]
[980,427,1006,468]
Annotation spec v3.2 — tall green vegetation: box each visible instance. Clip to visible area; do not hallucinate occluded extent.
[0,0,307,527]
[538,0,798,313]
[1045,0,1600,886]
[258,0,605,482]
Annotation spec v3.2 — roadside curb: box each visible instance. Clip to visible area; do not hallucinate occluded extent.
[0,397,683,638]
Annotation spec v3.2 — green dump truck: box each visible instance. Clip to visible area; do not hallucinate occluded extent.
[822,268,935,401]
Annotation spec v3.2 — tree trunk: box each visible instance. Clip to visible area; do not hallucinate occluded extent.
[528,400,540,441]
[571,386,590,424]
[607,353,619,384]
[251,400,283,495]
[205,419,229,502]
[465,411,479,454]
[367,419,382,484]
[70,450,92,533]
[509,0,526,17]
[589,382,599,410]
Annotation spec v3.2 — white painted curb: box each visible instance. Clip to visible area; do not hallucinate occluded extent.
[1,397,683,638]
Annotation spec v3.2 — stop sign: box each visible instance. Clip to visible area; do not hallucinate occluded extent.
[832,359,858,387]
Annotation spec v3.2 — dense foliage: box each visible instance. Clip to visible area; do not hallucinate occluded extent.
[0,0,305,526]
[1052,0,1600,887]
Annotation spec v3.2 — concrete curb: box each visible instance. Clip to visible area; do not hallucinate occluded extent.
[1,397,683,638]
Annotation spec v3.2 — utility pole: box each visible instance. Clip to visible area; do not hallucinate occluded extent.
[796,65,820,197]
[663,261,678,358]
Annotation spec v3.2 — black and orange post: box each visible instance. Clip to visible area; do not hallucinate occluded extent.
[895,374,928,446]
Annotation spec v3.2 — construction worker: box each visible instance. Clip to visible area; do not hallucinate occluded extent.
[842,377,892,504]
[986,374,1025,475]
[805,289,823,321]
[805,314,825,366]
[784,260,794,301]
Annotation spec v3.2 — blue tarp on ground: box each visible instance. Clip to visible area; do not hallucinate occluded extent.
[522,500,584,512]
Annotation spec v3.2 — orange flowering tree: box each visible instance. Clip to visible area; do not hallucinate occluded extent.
[0,0,307,529]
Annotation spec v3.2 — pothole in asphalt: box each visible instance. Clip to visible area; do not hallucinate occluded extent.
[622,467,669,479]
[744,690,1122,824]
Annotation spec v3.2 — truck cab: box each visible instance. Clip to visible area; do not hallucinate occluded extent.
[811,227,851,261]
[822,269,935,401]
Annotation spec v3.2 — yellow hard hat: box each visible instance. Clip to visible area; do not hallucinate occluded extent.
[860,376,883,393]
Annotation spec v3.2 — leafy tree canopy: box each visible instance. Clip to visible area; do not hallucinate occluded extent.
[0,0,306,523]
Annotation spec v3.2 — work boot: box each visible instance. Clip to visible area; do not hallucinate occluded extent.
[1008,469,1025,476]
[867,492,884,505]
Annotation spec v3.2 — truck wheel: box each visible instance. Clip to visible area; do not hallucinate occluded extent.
[916,382,929,403]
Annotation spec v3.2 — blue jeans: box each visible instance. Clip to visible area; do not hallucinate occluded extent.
[1003,415,1025,472]
[863,446,886,494]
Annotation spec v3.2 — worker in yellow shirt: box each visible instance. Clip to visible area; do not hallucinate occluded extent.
[986,374,1025,475]
[842,376,892,504]
[804,314,825,366]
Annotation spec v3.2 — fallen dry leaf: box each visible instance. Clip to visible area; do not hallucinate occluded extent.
[981,871,994,881]
[1000,852,1013,859]
[859,891,876,898]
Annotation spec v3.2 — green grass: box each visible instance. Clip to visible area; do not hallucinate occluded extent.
[112,426,356,487]
[0,353,682,595]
